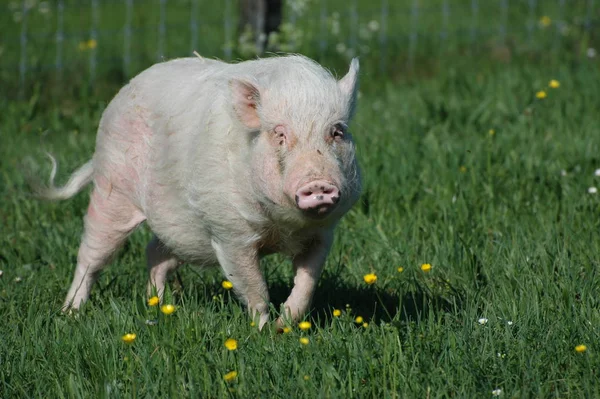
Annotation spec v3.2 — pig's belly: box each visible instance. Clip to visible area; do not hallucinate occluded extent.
[143,191,218,266]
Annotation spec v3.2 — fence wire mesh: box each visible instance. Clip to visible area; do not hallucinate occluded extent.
[1,0,598,97]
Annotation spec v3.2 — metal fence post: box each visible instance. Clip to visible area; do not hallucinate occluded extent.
[90,0,99,85]
[124,0,133,78]
[158,0,167,61]
[55,0,64,83]
[191,0,199,54]
[379,0,388,74]
[19,0,28,97]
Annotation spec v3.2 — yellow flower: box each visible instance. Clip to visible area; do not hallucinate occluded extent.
[160,304,176,315]
[303,375,310,381]
[250,321,256,327]
[223,371,238,381]
[363,273,377,285]
[298,321,311,331]
[78,39,98,51]
[282,326,291,333]
[488,129,495,136]
[549,79,560,89]
[421,263,432,273]
[459,166,467,173]
[222,280,233,290]
[539,15,551,27]
[299,337,310,345]
[397,267,404,273]
[536,90,547,99]
[575,344,587,353]
[121,333,136,344]
[332,309,342,317]
[362,322,369,328]
[147,296,160,306]
[355,316,364,324]
[224,338,238,351]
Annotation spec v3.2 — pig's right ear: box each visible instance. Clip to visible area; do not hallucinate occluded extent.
[230,79,261,129]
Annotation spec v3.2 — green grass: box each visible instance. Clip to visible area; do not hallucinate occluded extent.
[2,57,600,397]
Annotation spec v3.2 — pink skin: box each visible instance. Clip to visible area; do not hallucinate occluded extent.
[295,180,340,216]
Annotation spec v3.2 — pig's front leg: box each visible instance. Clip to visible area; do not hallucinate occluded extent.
[277,231,334,326]
[211,239,270,329]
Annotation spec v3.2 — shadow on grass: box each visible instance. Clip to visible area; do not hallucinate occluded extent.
[266,278,464,328]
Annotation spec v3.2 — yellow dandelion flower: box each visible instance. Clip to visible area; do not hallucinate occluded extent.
[488,129,495,136]
[303,375,310,381]
[549,79,560,89]
[224,338,238,351]
[299,337,310,345]
[536,90,547,99]
[250,321,256,327]
[397,266,404,273]
[362,322,369,328]
[363,273,377,285]
[355,316,364,324]
[222,280,233,290]
[332,309,342,317]
[459,166,467,173]
[539,15,551,27]
[421,263,432,273]
[282,326,291,333]
[147,296,160,306]
[160,304,176,315]
[223,371,238,381]
[298,321,311,331]
[121,333,136,344]
[575,344,587,353]
[87,39,97,49]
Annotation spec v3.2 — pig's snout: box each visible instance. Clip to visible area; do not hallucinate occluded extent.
[295,181,340,216]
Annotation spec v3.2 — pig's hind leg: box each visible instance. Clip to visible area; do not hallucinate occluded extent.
[146,235,180,299]
[63,177,146,311]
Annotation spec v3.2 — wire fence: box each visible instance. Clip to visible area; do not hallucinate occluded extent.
[1,0,598,97]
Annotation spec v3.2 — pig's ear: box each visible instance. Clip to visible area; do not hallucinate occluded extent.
[338,58,360,119]
[230,78,261,129]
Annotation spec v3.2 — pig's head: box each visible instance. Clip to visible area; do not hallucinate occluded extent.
[230,56,361,226]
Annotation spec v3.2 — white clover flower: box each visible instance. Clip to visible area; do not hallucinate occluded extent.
[560,169,567,177]
[492,389,502,396]
[507,321,513,326]
[38,1,50,14]
[368,20,380,32]
[478,318,488,325]
[588,48,597,58]
[589,187,598,194]
[335,43,346,54]
[594,168,600,176]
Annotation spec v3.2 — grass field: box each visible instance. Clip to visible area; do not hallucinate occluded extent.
[2,2,600,398]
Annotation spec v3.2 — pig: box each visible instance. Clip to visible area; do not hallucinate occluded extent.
[38,54,361,328]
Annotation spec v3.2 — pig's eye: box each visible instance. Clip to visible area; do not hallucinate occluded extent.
[331,124,345,140]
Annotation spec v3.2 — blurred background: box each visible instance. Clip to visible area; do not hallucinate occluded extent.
[1,0,598,102]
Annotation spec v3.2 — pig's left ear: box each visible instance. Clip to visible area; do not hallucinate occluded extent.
[230,78,261,129]
[338,58,360,119]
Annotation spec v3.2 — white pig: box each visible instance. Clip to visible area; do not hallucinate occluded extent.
[39,54,361,328]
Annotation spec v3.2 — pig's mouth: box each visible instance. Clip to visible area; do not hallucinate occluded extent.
[294,180,341,218]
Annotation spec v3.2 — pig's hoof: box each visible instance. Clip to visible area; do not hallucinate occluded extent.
[276,327,284,334]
